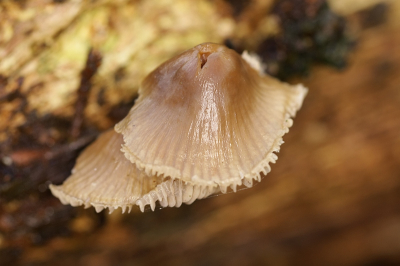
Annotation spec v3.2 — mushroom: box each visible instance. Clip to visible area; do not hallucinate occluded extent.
[49,129,219,213]
[115,43,307,192]
[50,42,307,213]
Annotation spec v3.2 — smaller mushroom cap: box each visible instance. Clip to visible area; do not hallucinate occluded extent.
[136,179,219,212]
[115,42,307,190]
[50,130,219,213]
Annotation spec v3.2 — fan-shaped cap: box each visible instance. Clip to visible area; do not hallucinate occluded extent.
[49,130,217,213]
[115,42,307,190]
[136,179,219,212]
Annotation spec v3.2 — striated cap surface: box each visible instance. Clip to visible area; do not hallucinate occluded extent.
[50,130,219,213]
[115,42,308,190]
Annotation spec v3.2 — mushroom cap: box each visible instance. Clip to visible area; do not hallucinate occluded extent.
[136,179,219,212]
[50,129,219,213]
[115,42,307,189]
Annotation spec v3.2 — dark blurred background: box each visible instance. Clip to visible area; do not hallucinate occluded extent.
[0,0,399,265]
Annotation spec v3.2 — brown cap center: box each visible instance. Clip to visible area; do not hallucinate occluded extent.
[196,42,223,69]
[200,52,212,69]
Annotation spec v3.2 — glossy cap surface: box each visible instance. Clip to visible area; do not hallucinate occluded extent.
[115,42,308,189]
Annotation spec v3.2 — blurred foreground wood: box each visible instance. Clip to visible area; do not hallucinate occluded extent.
[13,3,400,266]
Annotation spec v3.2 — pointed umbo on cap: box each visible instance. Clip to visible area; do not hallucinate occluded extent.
[115,42,307,192]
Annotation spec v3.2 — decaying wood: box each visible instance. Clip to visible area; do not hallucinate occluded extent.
[71,49,102,139]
